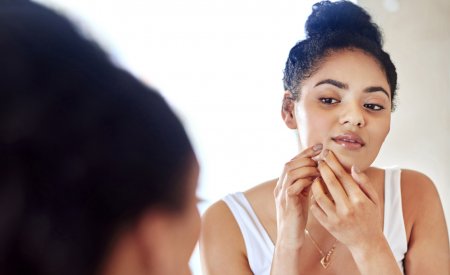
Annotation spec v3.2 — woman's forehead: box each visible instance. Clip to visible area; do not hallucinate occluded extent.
[304,49,391,95]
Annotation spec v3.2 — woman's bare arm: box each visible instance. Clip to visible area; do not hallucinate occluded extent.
[402,170,450,275]
[200,201,253,275]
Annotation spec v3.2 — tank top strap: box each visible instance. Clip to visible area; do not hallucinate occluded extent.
[383,167,407,274]
[223,192,274,275]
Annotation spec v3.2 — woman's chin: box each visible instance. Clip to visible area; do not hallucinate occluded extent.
[332,152,369,173]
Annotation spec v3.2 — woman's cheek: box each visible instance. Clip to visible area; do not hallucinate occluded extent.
[299,127,324,150]
[307,117,330,146]
[295,102,334,151]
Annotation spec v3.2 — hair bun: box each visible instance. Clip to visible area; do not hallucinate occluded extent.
[305,1,383,47]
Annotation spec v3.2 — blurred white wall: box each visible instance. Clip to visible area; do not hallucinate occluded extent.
[33,0,320,201]
[32,0,450,274]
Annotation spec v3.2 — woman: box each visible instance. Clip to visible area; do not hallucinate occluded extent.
[200,1,449,275]
[0,2,199,275]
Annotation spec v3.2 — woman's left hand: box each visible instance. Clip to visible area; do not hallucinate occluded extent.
[310,149,384,252]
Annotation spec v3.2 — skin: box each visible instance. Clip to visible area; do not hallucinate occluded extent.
[200,49,450,275]
[101,156,201,275]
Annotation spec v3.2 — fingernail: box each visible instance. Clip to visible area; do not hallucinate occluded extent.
[311,155,321,162]
[313,144,323,151]
[352,165,361,173]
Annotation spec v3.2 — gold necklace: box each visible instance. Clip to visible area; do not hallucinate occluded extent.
[305,229,337,269]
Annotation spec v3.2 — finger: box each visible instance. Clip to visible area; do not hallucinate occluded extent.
[323,150,361,198]
[311,177,336,215]
[282,166,319,190]
[285,157,318,172]
[317,160,349,208]
[351,166,379,204]
[277,143,322,191]
[294,143,323,160]
[285,179,313,213]
[286,178,313,198]
[275,154,319,193]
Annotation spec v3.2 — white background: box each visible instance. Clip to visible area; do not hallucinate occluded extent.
[33,0,329,205]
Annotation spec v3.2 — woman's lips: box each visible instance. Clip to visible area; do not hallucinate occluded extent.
[332,134,365,150]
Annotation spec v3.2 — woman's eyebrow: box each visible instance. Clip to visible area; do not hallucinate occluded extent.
[315,78,390,99]
[314,79,348,89]
[364,86,390,99]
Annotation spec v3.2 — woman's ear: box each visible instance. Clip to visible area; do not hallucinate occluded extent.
[282,91,297,129]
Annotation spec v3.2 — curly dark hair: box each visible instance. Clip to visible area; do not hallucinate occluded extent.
[0,1,193,275]
[283,0,398,110]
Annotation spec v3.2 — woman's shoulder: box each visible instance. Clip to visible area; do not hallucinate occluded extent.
[399,169,438,201]
[399,169,444,227]
[244,178,277,202]
[202,178,277,224]
[377,167,437,196]
[200,180,277,274]
[201,198,239,238]
[400,168,433,183]
[200,198,249,272]
[201,179,277,242]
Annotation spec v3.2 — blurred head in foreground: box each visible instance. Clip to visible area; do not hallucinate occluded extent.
[0,2,200,275]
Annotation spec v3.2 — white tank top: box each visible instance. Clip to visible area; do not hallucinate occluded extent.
[223,167,407,275]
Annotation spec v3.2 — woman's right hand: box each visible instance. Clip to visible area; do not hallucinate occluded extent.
[273,143,322,250]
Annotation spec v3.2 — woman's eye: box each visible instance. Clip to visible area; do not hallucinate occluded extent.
[364,103,384,111]
[319,98,339,104]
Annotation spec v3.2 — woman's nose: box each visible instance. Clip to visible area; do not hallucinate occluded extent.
[339,102,365,127]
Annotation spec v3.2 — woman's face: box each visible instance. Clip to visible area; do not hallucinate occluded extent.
[293,49,391,171]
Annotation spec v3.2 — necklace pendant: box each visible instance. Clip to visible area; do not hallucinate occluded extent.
[320,246,335,269]
[320,255,331,269]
